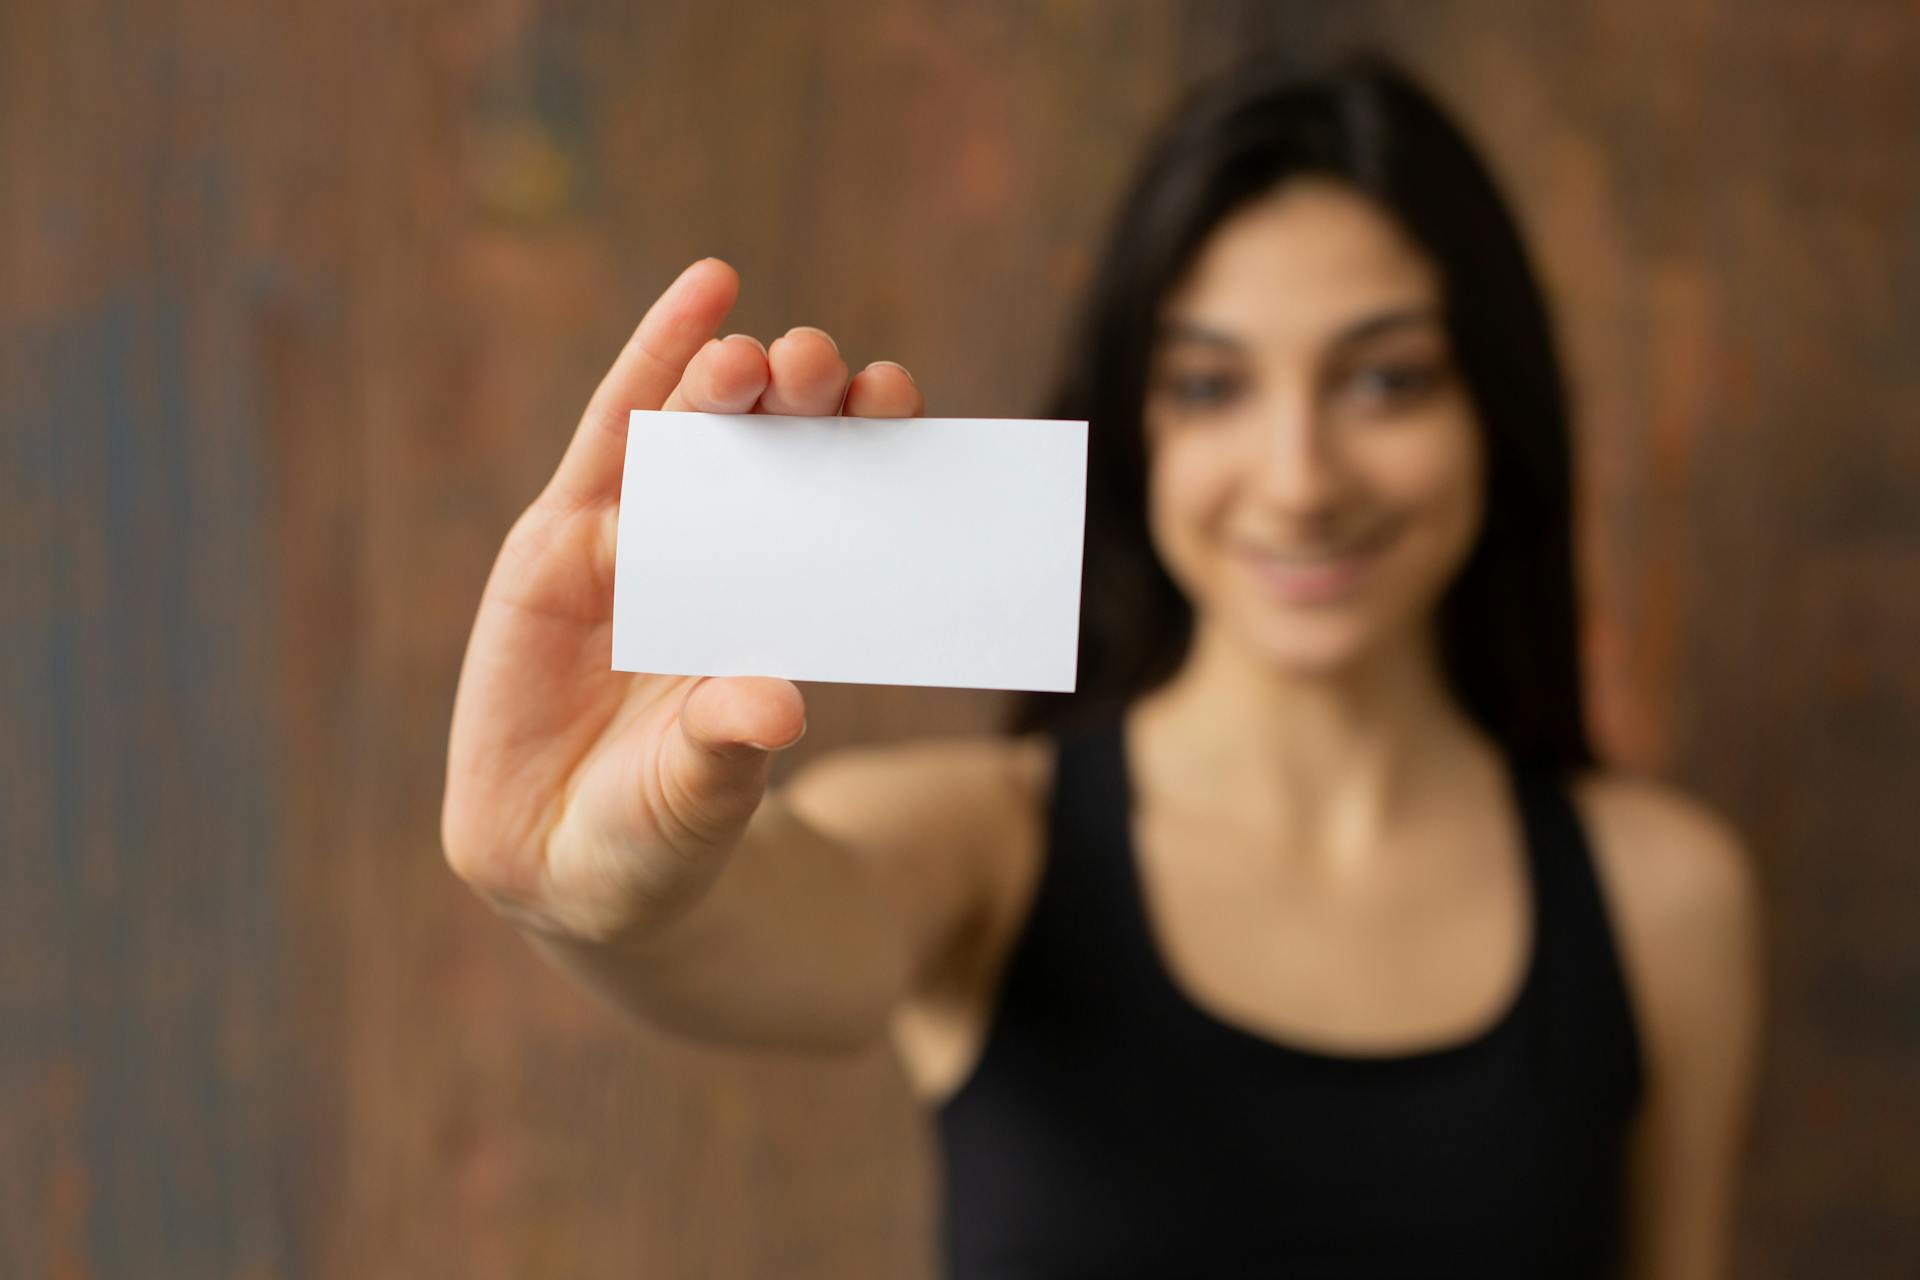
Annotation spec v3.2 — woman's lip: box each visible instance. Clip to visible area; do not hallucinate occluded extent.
[1233,530,1389,603]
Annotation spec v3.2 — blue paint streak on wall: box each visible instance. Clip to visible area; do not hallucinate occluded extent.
[3,280,292,1277]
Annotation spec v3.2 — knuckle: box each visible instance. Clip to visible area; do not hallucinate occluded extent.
[658,748,765,847]
[442,833,503,891]
[441,804,538,900]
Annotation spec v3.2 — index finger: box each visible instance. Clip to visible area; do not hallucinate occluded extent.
[542,257,741,510]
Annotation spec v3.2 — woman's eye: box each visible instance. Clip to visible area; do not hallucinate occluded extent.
[1160,372,1243,409]
[1343,362,1440,409]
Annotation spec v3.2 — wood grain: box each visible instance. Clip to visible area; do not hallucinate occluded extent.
[4,1,1915,1275]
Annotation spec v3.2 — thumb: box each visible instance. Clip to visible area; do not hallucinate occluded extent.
[659,676,808,840]
[677,675,808,753]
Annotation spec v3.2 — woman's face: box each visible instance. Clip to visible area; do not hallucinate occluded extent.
[1143,177,1484,676]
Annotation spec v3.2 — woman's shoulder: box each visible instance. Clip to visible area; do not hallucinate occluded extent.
[775,730,1058,1042]
[776,730,1056,935]
[1564,766,1764,1063]
[1565,767,1762,947]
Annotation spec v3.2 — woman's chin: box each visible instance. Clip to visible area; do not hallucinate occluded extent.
[1231,606,1387,677]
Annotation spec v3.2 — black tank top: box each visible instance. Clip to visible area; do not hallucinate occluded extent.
[935,719,1645,1278]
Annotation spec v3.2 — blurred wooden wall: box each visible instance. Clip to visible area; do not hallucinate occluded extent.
[4,1,1915,1276]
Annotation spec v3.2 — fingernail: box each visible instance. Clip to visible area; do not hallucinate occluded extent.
[868,359,916,383]
[787,325,840,355]
[741,719,805,752]
[723,332,767,355]
[676,257,731,290]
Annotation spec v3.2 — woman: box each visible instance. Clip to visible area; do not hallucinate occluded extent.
[443,53,1761,1278]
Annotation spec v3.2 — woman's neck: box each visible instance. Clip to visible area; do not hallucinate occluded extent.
[1127,615,1495,859]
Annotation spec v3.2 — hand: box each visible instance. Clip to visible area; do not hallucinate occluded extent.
[441,258,924,943]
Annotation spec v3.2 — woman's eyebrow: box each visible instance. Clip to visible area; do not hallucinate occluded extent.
[1156,319,1244,350]
[1157,305,1442,353]
[1330,304,1443,349]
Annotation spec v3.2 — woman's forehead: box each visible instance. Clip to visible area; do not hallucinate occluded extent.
[1160,180,1442,347]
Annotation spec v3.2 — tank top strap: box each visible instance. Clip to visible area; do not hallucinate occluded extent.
[1503,750,1647,1102]
[1047,720,1128,852]
[1034,721,1172,996]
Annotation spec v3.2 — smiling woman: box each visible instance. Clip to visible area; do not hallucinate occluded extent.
[1015,54,1591,760]
[1139,180,1485,670]
[442,45,1760,1280]
[952,52,1760,1278]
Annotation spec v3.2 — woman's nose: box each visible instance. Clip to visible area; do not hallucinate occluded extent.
[1249,395,1344,514]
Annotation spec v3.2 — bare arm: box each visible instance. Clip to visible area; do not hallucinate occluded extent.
[1579,776,1766,1279]
[523,790,913,1054]
[525,735,1036,1055]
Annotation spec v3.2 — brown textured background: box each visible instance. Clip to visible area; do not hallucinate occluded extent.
[4,1,1916,1276]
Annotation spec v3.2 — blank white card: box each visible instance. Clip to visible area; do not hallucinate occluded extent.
[612,410,1088,692]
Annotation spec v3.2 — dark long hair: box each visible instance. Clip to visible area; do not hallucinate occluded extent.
[1008,50,1597,776]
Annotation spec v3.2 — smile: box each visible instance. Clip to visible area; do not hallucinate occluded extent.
[1232,528,1393,604]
